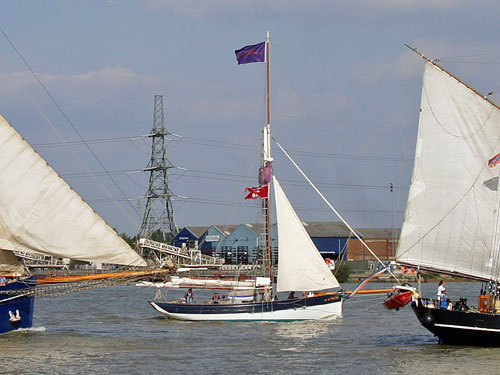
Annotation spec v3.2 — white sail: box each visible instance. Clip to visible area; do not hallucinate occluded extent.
[0,115,146,267]
[273,176,339,292]
[396,61,500,280]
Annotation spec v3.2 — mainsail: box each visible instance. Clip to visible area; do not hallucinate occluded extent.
[396,61,500,281]
[0,115,146,267]
[273,176,339,292]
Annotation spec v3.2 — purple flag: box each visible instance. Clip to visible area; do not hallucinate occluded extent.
[258,162,272,184]
[235,42,265,65]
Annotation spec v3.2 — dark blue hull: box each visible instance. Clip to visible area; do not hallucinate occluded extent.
[0,277,36,334]
[151,292,343,321]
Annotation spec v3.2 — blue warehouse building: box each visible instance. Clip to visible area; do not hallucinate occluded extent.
[218,223,258,265]
[197,225,237,258]
[172,221,391,265]
[171,226,207,249]
[303,222,354,261]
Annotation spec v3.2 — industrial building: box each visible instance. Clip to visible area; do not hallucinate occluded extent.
[171,222,398,265]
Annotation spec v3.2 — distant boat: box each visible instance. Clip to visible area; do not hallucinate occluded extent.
[395,45,500,346]
[150,33,343,321]
[0,114,169,335]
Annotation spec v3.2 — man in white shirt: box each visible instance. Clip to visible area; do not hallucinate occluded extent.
[437,280,446,299]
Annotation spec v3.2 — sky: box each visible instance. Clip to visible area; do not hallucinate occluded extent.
[2,1,500,237]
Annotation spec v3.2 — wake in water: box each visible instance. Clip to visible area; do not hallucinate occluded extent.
[15,326,46,334]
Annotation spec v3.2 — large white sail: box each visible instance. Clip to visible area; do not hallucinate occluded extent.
[0,115,146,267]
[396,61,500,280]
[273,176,339,292]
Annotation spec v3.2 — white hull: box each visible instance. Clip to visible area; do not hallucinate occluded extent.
[150,300,343,321]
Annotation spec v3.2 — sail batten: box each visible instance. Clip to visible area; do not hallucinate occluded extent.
[396,61,500,280]
[0,115,146,267]
[273,176,339,292]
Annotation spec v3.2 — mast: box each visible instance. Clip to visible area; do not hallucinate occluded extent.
[263,31,273,280]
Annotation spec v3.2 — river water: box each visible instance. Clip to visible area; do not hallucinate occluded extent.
[1,281,500,374]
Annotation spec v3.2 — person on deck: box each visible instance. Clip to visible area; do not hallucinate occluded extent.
[440,290,449,309]
[212,292,220,304]
[437,280,446,299]
[287,291,295,299]
[0,275,6,286]
[185,288,194,304]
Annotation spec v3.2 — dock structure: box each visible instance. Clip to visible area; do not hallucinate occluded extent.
[14,251,68,269]
[138,238,224,267]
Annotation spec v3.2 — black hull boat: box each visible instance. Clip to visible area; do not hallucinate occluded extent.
[394,48,500,346]
[412,298,500,346]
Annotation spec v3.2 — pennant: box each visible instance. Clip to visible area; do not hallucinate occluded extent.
[245,184,269,199]
[258,162,272,185]
[488,153,500,168]
[235,41,265,65]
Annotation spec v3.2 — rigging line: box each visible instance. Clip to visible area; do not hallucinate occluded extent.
[0,54,141,232]
[423,82,495,140]
[274,47,378,228]
[0,26,141,226]
[438,52,500,60]
[32,135,147,148]
[274,139,400,283]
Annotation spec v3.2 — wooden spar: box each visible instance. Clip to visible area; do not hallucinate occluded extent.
[265,31,272,281]
[405,44,500,111]
[344,288,393,295]
[36,268,174,284]
[266,31,271,129]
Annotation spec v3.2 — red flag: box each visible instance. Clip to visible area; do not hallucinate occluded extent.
[245,184,269,199]
[489,153,500,168]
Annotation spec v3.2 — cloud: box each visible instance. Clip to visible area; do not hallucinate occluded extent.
[140,0,467,20]
[0,66,153,112]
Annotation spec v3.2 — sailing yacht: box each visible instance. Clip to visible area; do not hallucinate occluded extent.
[149,34,343,321]
[150,167,344,321]
[396,46,500,346]
[0,114,168,334]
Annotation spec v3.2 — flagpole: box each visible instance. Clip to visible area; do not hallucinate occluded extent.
[264,31,272,281]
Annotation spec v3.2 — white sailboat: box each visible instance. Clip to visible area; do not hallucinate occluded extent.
[149,153,343,321]
[150,33,343,321]
[396,45,500,345]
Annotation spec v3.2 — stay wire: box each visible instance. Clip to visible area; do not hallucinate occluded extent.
[0,26,142,227]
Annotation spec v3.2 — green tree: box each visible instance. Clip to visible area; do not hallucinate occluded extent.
[334,263,350,283]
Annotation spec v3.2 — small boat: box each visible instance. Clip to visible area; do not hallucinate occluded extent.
[395,45,500,346]
[383,285,414,310]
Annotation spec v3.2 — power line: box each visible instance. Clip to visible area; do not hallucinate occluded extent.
[61,168,409,191]
[86,195,404,214]
[31,134,412,162]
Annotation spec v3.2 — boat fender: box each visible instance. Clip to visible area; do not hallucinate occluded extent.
[421,311,435,328]
[8,309,21,323]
